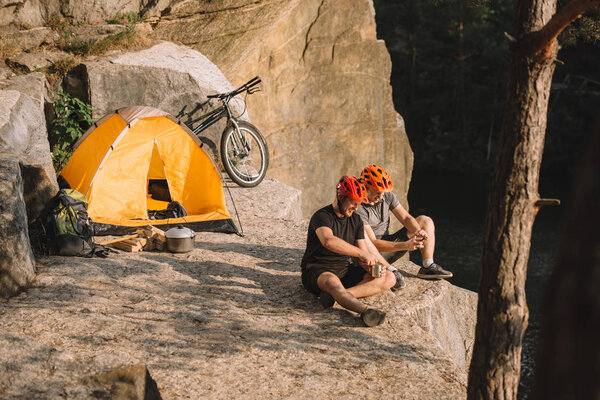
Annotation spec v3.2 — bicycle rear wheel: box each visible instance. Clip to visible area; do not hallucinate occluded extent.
[220,121,269,187]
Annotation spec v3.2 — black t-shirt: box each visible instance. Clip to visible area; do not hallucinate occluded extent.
[301,204,365,269]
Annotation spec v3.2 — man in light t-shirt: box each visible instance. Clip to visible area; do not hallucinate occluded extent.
[355,164,453,281]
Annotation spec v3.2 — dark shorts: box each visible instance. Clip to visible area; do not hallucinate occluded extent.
[379,227,409,264]
[301,262,367,295]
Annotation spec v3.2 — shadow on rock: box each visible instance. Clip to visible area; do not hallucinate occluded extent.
[195,241,303,267]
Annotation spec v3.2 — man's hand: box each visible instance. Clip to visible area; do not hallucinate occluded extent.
[403,235,425,251]
[415,229,428,240]
[358,250,378,266]
[407,228,428,241]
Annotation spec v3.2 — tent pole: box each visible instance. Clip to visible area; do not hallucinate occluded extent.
[222,176,244,237]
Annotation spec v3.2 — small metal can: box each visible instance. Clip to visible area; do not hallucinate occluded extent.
[371,263,382,278]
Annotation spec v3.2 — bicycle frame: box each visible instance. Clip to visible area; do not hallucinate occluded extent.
[183,76,268,188]
[191,105,228,136]
[191,101,249,158]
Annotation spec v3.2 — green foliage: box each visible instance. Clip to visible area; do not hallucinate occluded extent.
[560,7,600,47]
[50,92,93,171]
[107,12,140,25]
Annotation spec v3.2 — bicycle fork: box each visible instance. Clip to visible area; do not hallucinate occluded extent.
[228,119,251,158]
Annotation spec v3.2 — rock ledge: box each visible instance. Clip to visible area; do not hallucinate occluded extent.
[0,179,475,399]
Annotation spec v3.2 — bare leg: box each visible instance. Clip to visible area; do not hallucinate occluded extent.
[416,215,435,261]
[363,233,391,267]
[346,270,396,298]
[317,272,367,314]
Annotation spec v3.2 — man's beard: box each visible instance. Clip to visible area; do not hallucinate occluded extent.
[341,204,355,217]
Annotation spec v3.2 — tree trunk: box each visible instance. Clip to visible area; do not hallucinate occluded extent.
[467,1,558,399]
[467,0,600,396]
[531,129,600,400]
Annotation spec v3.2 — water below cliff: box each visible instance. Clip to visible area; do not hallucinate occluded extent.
[407,172,570,399]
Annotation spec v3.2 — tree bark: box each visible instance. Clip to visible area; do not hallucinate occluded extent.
[467,0,600,398]
[467,1,558,399]
[531,129,600,400]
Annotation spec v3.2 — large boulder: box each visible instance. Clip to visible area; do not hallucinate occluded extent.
[0,72,50,114]
[65,41,245,162]
[0,156,35,299]
[0,90,57,223]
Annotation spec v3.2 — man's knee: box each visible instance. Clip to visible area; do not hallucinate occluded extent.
[383,271,396,290]
[416,215,434,231]
[369,271,396,291]
[317,272,344,293]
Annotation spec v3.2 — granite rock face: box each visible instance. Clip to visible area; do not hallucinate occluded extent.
[0,26,58,50]
[0,156,35,299]
[149,0,414,216]
[0,90,57,223]
[0,0,138,27]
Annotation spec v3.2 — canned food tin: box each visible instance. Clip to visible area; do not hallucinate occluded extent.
[371,263,382,278]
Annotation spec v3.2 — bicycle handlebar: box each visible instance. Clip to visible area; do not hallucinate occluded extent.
[206,76,262,100]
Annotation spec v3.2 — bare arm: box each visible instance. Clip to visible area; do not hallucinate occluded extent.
[315,226,377,266]
[362,231,392,269]
[390,204,427,239]
[364,223,424,252]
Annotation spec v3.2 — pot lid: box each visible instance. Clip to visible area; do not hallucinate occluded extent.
[165,225,195,239]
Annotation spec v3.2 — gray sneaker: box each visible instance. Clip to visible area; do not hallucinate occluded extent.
[360,308,386,327]
[391,269,406,291]
[417,263,453,279]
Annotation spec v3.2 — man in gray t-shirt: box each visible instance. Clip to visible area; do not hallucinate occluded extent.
[355,164,453,281]
[355,191,400,238]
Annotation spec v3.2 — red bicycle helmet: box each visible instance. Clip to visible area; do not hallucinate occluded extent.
[336,175,368,203]
[360,164,394,192]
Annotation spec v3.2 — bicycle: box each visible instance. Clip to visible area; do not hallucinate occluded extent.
[186,76,269,188]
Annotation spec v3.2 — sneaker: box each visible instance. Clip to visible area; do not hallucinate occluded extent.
[360,308,386,327]
[319,291,335,308]
[391,269,406,292]
[417,263,453,279]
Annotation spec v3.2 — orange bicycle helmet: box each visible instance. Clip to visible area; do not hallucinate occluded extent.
[336,175,369,203]
[360,164,394,192]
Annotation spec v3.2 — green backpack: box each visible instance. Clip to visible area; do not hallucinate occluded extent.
[44,189,108,257]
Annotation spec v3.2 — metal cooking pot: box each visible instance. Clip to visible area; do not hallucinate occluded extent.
[165,225,196,253]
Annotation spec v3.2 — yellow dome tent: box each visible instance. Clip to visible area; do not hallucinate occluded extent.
[60,106,237,233]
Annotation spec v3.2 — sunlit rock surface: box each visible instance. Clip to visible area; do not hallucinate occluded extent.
[0,179,475,399]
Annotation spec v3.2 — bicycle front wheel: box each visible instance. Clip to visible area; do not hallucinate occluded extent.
[220,121,269,187]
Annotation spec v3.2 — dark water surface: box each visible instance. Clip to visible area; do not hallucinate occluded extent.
[407,172,569,399]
